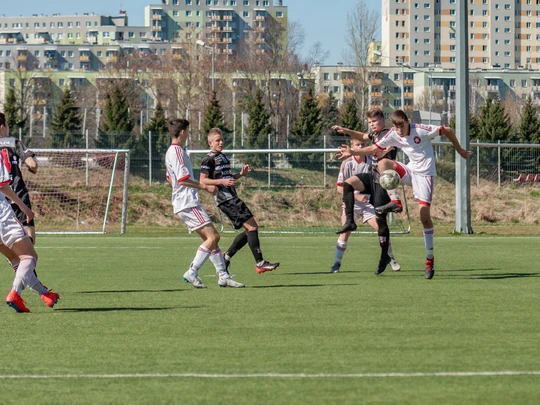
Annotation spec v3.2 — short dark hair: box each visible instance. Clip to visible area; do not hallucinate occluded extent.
[390,110,409,126]
[366,108,384,120]
[0,112,5,127]
[168,118,190,139]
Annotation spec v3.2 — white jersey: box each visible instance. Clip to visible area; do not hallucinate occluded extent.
[165,144,200,213]
[337,156,371,186]
[375,124,441,176]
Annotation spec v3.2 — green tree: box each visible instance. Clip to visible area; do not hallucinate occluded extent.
[245,89,273,166]
[340,97,364,133]
[287,87,322,169]
[4,88,20,132]
[319,92,341,147]
[476,96,513,142]
[49,88,83,148]
[517,95,540,144]
[202,91,227,135]
[97,85,135,149]
[142,101,169,156]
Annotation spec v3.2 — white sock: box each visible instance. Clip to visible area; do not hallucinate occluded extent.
[26,272,48,295]
[209,248,228,278]
[423,227,435,259]
[189,245,211,273]
[387,189,400,201]
[335,240,347,264]
[12,256,36,295]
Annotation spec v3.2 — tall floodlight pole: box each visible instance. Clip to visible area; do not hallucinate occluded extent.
[455,1,473,234]
[196,40,214,91]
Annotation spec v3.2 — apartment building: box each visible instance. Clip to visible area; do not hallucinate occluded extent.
[381,0,540,70]
[145,0,287,58]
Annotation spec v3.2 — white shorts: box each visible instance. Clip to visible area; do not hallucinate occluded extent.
[0,209,28,249]
[341,201,376,224]
[395,162,435,205]
[177,204,212,232]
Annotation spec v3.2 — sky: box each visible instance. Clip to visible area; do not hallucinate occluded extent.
[3,0,380,64]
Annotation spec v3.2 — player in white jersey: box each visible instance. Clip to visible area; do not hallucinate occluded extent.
[331,138,400,273]
[336,110,471,279]
[0,112,59,312]
[165,118,244,288]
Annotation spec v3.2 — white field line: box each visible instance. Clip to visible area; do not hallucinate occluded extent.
[37,246,162,249]
[0,371,539,380]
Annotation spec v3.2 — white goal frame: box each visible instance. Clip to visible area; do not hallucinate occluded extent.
[28,148,130,235]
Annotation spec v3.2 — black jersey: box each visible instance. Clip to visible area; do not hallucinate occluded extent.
[0,137,34,205]
[200,151,238,205]
[368,128,398,173]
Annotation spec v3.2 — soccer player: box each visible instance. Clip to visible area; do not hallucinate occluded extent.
[200,128,279,274]
[331,138,400,274]
[336,109,472,279]
[165,119,244,288]
[0,113,38,245]
[0,114,59,312]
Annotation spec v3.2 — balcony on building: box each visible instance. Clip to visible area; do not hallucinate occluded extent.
[36,32,52,44]
[106,49,119,63]
[531,79,540,95]
[255,11,267,21]
[171,46,183,59]
[44,49,57,61]
[0,31,24,44]
[79,49,91,62]
[152,13,163,20]
[485,77,500,97]
[368,72,384,86]
[17,49,28,61]
[86,31,99,45]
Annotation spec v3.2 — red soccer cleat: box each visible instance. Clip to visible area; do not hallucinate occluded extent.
[41,291,60,308]
[6,290,30,313]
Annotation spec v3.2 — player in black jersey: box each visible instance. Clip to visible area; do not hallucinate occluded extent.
[332,108,402,275]
[200,128,279,274]
[0,120,38,245]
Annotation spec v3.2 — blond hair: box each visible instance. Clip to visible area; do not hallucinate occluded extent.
[207,127,223,141]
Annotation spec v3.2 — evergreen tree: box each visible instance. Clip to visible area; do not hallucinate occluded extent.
[476,96,514,175]
[518,95,540,144]
[476,96,512,142]
[517,95,540,172]
[340,97,363,132]
[319,92,340,147]
[245,89,273,167]
[142,101,169,156]
[50,88,83,148]
[202,91,227,135]
[287,87,322,169]
[4,88,20,132]
[97,85,135,149]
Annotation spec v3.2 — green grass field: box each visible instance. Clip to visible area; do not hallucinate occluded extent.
[1,233,539,404]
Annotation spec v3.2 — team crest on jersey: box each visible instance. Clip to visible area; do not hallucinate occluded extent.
[414,136,421,144]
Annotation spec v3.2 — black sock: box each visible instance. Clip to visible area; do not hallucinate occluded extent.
[376,214,390,261]
[247,230,264,263]
[343,182,355,223]
[226,232,249,259]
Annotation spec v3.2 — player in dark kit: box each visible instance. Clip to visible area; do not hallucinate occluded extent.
[331,108,402,275]
[0,134,38,242]
[200,128,279,274]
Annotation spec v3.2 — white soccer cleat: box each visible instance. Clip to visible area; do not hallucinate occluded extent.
[390,259,401,272]
[218,276,245,288]
[183,270,207,289]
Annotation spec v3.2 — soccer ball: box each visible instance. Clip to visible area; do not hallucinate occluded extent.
[379,170,400,190]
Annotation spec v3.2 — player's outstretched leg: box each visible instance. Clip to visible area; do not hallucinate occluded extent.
[336,183,357,234]
[374,214,391,275]
[224,232,249,272]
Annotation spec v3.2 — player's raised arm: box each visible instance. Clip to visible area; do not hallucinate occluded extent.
[331,125,371,142]
[441,127,472,160]
[337,144,378,160]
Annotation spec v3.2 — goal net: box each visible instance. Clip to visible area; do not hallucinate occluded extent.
[188,148,410,234]
[25,149,130,234]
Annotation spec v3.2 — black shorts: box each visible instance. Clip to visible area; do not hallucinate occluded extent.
[356,172,391,208]
[218,197,254,229]
[11,202,35,227]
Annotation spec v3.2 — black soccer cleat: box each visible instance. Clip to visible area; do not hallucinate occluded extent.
[375,200,403,215]
[336,222,357,234]
[374,255,391,275]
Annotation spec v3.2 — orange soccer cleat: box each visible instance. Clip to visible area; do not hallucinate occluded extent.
[6,290,30,313]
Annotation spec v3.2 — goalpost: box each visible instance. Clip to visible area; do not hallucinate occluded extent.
[188,148,411,234]
[26,149,130,235]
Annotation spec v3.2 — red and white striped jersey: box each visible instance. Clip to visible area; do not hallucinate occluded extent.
[165,144,199,213]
